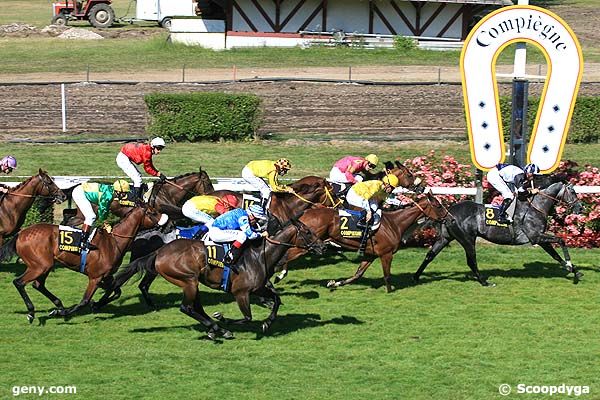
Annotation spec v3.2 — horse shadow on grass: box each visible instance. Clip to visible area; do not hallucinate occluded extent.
[129,313,364,341]
[415,261,597,286]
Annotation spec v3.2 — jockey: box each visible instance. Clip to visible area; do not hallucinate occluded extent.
[181,194,239,235]
[208,205,268,270]
[71,179,130,251]
[0,155,17,194]
[346,174,399,229]
[116,137,166,200]
[242,159,294,210]
[329,154,379,184]
[486,162,540,223]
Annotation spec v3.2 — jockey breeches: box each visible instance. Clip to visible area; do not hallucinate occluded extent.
[346,187,379,212]
[328,167,363,184]
[486,168,515,199]
[242,166,271,199]
[182,201,214,226]
[208,227,247,244]
[72,185,97,226]
[116,152,142,187]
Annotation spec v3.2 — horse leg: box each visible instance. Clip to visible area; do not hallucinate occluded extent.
[57,277,101,318]
[327,258,375,289]
[537,237,582,282]
[273,261,288,284]
[13,268,43,323]
[214,291,253,325]
[32,273,65,315]
[454,235,491,286]
[414,236,451,283]
[379,253,395,293]
[138,270,159,309]
[179,284,231,340]
[255,285,282,333]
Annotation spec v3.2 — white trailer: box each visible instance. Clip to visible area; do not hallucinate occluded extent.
[134,0,197,28]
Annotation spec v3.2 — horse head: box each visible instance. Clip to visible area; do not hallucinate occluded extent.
[37,169,67,204]
[418,191,449,222]
[195,166,215,194]
[289,217,327,255]
[393,160,424,193]
[557,182,582,214]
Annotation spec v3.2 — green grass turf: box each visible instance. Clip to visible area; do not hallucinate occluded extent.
[1,245,598,399]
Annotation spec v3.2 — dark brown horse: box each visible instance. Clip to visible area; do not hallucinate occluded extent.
[0,169,66,245]
[62,167,214,225]
[282,192,450,292]
[102,217,326,340]
[0,205,165,322]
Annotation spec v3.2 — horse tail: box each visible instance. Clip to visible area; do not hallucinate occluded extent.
[114,251,158,287]
[0,235,18,262]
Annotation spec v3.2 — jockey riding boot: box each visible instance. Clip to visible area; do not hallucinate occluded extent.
[357,223,371,257]
[497,198,513,224]
[223,241,243,273]
[260,197,269,213]
[80,224,97,251]
[129,186,140,201]
[356,210,368,228]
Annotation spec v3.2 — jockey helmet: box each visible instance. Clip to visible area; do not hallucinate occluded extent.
[113,179,130,192]
[524,163,540,175]
[1,155,17,169]
[382,174,399,188]
[275,158,291,171]
[365,154,379,168]
[215,194,239,215]
[247,204,267,220]
[150,137,166,149]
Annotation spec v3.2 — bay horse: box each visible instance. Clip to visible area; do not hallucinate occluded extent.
[0,169,66,245]
[101,217,326,340]
[62,166,214,225]
[0,205,166,322]
[413,181,583,286]
[283,191,449,293]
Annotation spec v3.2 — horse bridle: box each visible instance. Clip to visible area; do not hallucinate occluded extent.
[408,195,452,221]
[527,184,579,215]
[7,174,62,201]
[265,218,322,252]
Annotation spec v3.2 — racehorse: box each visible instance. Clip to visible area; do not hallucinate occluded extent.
[281,191,449,293]
[413,181,583,286]
[62,166,214,225]
[0,205,166,322]
[0,169,66,246]
[98,217,326,340]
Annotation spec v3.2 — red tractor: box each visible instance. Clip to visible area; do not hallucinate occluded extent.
[51,0,116,28]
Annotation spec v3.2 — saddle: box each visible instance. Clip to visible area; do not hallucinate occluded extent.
[201,238,233,292]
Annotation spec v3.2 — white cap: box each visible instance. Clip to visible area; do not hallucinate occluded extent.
[150,137,166,148]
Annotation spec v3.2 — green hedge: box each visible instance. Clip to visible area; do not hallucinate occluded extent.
[145,92,262,142]
[23,199,54,227]
[500,96,600,143]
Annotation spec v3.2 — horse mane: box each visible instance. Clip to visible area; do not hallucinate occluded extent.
[7,175,35,191]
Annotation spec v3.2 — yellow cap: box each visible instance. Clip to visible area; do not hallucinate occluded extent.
[365,154,379,166]
[113,179,130,192]
[382,174,399,188]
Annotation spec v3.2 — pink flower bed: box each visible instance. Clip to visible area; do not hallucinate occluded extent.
[398,152,600,248]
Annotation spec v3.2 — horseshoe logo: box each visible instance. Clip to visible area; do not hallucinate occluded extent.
[461,5,583,173]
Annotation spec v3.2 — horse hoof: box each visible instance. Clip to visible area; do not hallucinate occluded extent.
[261,321,270,333]
[412,275,420,284]
[27,313,34,324]
[206,331,217,341]
[222,330,234,339]
[326,280,337,289]
[212,311,223,320]
[48,309,59,318]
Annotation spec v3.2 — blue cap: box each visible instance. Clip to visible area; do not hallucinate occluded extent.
[247,204,266,219]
